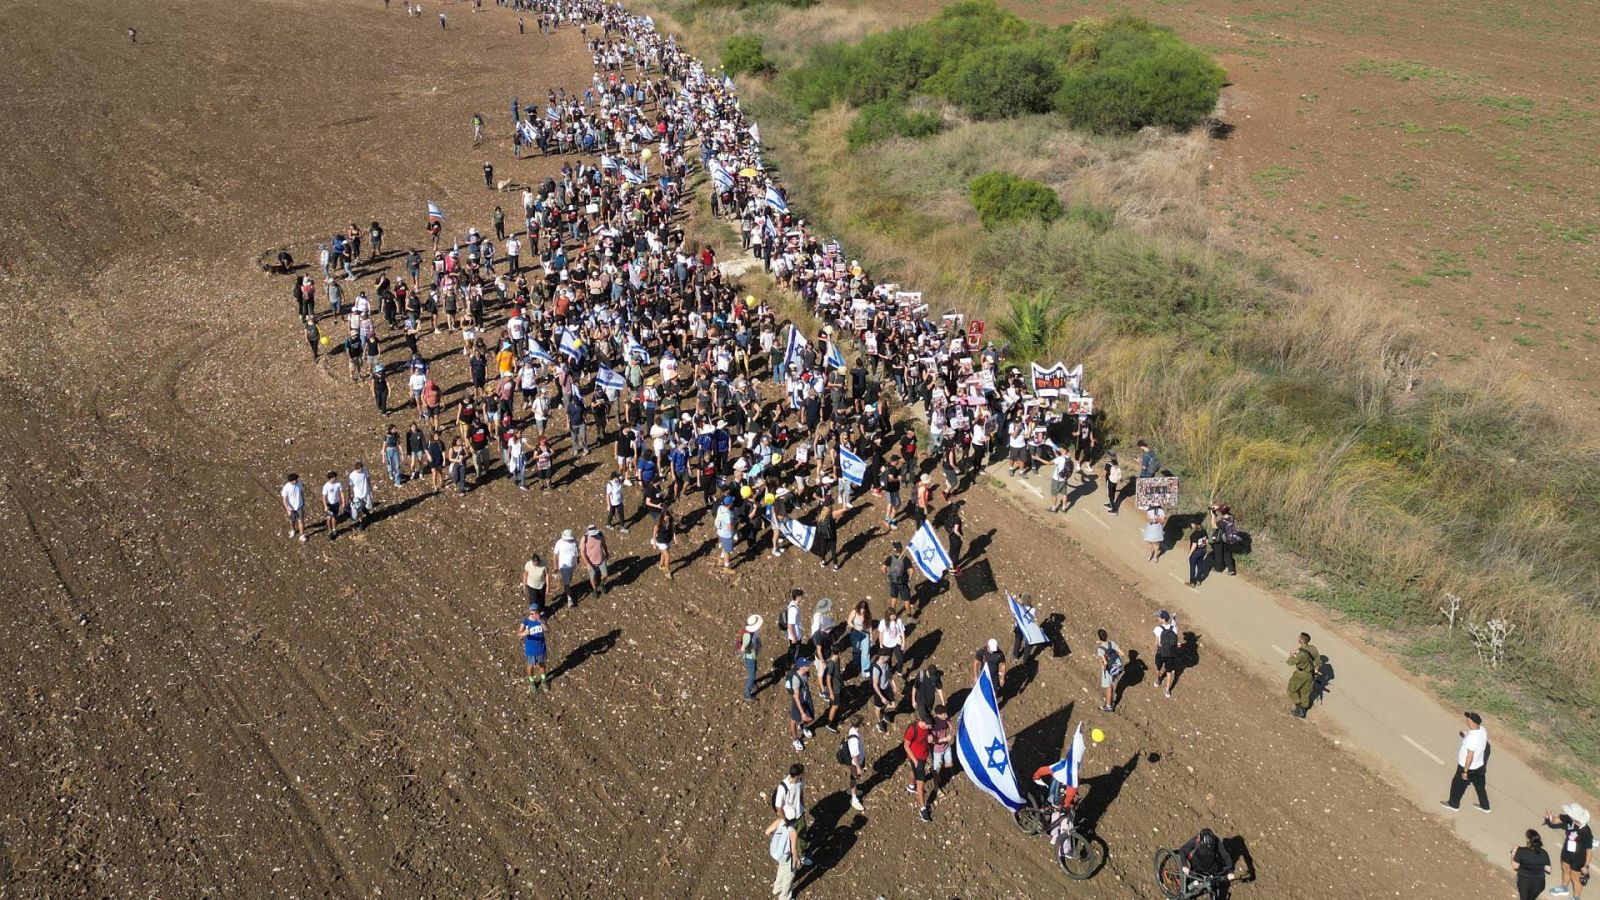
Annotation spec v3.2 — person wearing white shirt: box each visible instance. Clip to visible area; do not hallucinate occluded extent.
[772,764,813,868]
[320,471,344,541]
[876,610,906,671]
[1442,712,1491,812]
[809,597,835,658]
[280,473,306,542]
[347,463,372,528]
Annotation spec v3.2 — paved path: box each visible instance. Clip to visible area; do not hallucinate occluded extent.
[990,461,1595,870]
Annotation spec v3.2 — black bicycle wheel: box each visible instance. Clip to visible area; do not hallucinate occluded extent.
[1013,806,1045,835]
[1154,848,1185,898]
[1056,831,1107,880]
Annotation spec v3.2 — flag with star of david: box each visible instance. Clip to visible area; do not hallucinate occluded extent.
[954,666,1024,811]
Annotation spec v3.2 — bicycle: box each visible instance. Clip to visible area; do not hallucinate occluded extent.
[1013,790,1106,880]
[1153,847,1235,899]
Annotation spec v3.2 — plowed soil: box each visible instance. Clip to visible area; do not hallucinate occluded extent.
[0,0,1505,895]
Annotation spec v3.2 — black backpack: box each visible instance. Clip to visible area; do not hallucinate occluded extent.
[835,739,852,766]
[1158,625,1178,657]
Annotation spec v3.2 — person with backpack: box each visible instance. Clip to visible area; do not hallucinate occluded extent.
[837,719,866,812]
[781,590,804,668]
[1210,504,1240,576]
[771,764,812,869]
[882,542,912,618]
[739,614,763,701]
[1096,629,1124,712]
[817,642,843,733]
[1153,611,1181,699]
[764,814,800,900]
[1286,632,1320,719]
[869,649,898,734]
[904,716,936,823]
[1102,454,1123,516]
[787,658,817,752]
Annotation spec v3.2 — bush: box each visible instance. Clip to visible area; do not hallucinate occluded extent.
[934,44,1062,120]
[1055,21,1224,133]
[846,99,945,148]
[722,35,775,77]
[969,171,1062,229]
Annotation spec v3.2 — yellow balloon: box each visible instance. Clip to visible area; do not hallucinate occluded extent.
[1090,728,1105,744]
[319,336,330,346]
[641,149,653,161]
[740,486,753,499]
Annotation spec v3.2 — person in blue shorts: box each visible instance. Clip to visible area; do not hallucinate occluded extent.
[520,606,549,693]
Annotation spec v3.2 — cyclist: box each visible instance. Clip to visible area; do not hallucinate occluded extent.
[1030,765,1080,822]
[1177,828,1237,888]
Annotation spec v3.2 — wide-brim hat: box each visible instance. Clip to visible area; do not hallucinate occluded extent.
[560,528,575,540]
[815,597,832,613]
[746,614,764,632]
[1563,803,1591,827]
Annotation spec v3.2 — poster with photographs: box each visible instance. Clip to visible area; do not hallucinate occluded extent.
[1134,476,1180,511]
[1065,395,1094,416]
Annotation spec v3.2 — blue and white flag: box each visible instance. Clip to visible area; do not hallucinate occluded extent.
[427,201,444,223]
[839,447,867,487]
[782,324,806,371]
[1009,593,1048,646]
[626,335,651,364]
[600,154,621,172]
[776,515,815,553]
[519,121,537,143]
[1046,724,1087,788]
[825,338,846,371]
[527,340,556,365]
[955,666,1025,811]
[709,160,734,191]
[908,519,952,582]
[545,105,561,122]
[765,184,788,214]
[559,330,585,362]
[596,365,626,393]
[620,164,646,185]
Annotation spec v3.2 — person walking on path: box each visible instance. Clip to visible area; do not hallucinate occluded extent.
[579,525,610,597]
[1286,632,1319,719]
[1210,503,1240,576]
[280,473,307,542]
[320,471,345,541]
[1153,611,1180,699]
[523,553,547,612]
[1186,524,1210,586]
[1095,628,1124,712]
[839,719,866,811]
[1439,711,1491,812]
[1102,454,1123,515]
[1512,829,1552,900]
[519,605,548,692]
[1544,803,1591,897]
[740,614,763,701]
[1142,503,1167,562]
[1048,446,1071,513]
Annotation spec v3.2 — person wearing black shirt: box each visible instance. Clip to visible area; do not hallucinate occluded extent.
[1178,829,1236,884]
[1511,830,1551,900]
[972,639,1006,699]
[814,503,839,571]
[1545,803,1593,899]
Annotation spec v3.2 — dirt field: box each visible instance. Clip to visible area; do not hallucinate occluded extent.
[0,0,1509,895]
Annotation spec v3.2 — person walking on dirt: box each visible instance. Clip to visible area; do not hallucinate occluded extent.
[320,471,345,540]
[579,525,610,597]
[523,553,547,612]
[303,316,321,359]
[552,529,579,608]
[771,764,813,867]
[903,716,935,823]
[765,813,800,900]
[740,614,763,701]
[839,719,867,810]
[929,705,954,788]
[877,608,906,672]
[605,471,628,532]
[347,462,372,530]
[519,605,548,692]
[439,11,447,29]
[280,473,307,542]
[787,657,817,752]
[127,27,137,43]
[482,161,495,190]
[817,642,843,733]
[1153,611,1180,699]
[1095,628,1124,712]
[1440,711,1491,812]
[652,505,676,579]
[870,648,897,734]
[1286,632,1319,719]
[471,112,483,145]
[882,541,912,618]
[973,639,1007,701]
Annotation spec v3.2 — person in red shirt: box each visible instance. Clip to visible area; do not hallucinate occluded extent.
[903,718,935,823]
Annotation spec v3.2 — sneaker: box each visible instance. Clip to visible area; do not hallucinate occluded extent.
[820,562,828,569]
[919,807,932,823]
[802,727,813,739]
[1099,704,1114,713]
[876,722,888,734]
[831,564,841,571]
[824,723,839,733]
[905,784,917,795]
[850,795,864,812]
[800,856,814,868]
[1164,690,1174,699]
[287,529,296,539]
[1438,801,1458,812]
[1473,805,1491,813]
[792,739,804,752]
[298,534,307,543]
[1548,887,1572,897]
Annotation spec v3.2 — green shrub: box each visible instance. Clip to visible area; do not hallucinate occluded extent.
[846,99,945,148]
[1055,21,1225,133]
[969,171,1063,229]
[722,35,775,77]
[934,44,1062,120]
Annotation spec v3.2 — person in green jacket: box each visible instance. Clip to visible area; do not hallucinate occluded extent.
[1287,631,1319,719]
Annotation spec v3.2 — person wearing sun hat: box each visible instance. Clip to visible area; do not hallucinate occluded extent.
[1544,802,1593,897]
[739,614,764,701]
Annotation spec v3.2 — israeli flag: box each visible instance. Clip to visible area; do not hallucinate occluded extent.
[908,519,952,582]
[825,339,846,371]
[765,185,788,214]
[559,330,585,362]
[782,325,806,371]
[519,121,537,143]
[710,160,734,191]
[1009,593,1048,646]
[528,340,556,365]
[545,105,561,122]
[427,201,444,222]
[626,335,651,364]
[596,365,626,394]
[620,164,646,185]
[955,666,1025,811]
[600,154,621,172]
[776,516,815,553]
[839,448,867,487]
[1046,724,1087,788]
